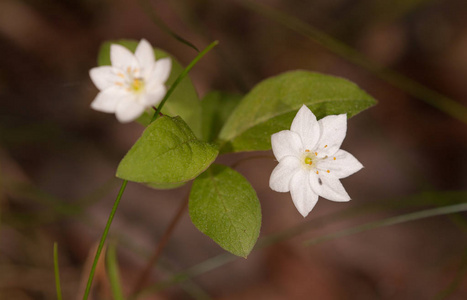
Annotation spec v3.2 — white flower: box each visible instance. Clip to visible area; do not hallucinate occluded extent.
[269,105,363,217]
[89,39,172,123]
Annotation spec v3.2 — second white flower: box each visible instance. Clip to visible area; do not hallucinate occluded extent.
[269,105,363,217]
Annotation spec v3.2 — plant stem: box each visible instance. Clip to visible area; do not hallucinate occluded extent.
[82,40,218,300]
[82,179,127,300]
[151,40,219,122]
[130,195,190,298]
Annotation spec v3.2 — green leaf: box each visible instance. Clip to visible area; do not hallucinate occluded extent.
[116,116,218,185]
[201,91,243,142]
[189,164,261,258]
[97,39,202,138]
[146,181,186,190]
[218,70,377,153]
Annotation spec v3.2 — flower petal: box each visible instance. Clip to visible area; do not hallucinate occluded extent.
[115,98,145,123]
[149,57,172,83]
[319,150,363,179]
[315,114,347,156]
[290,105,320,150]
[89,66,121,91]
[135,39,155,79]
[110,44,139,70]
[271,130,303,161]
[269,156,301,192]
[309,174,350,202]
[289,170,319,217]
[142,83,167,107]
[90,86,127,113]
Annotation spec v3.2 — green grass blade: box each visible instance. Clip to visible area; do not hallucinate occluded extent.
[107,242,124,300]
[139,0,199,52]
[82,179,128,300]
[53,242,63,300]
[304,203,467,246]
[139,190,467,294]
[237,0,467,124]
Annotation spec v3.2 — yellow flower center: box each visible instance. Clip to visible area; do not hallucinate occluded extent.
[302,149,332,174]
[303,150,317,167]
[130,78,144,93]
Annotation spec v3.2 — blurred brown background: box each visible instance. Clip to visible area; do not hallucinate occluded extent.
[0,0,466,299]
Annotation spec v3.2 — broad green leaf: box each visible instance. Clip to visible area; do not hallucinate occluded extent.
[201,91,243,142]
[116,116,218,184]
[218,70,377,153]
[189,164,261,258]
[97,40,202,138]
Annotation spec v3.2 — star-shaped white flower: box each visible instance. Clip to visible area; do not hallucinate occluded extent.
[89,39,172,123]
[269,105,363,217]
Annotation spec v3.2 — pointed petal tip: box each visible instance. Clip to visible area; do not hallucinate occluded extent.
[110,43,125,54]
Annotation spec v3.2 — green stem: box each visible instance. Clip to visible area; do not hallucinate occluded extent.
[151,40,219,123]
[82,179,127,300]
[82,41,219,300]
[53,242,63,300]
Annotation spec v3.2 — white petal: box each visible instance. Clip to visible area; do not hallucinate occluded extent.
[315,114,347,156]
[289,170,319,217]
[90,86,127,113]
[142,84,167,106]
[115,98,145,123]
[269,156,301,192]
[135,39,155,78]
[271,130,303,161]
[149,57,172,83]
[309,174,350,202]
[290,105,320,150]
[319,150,363,179]
[110,44,139,70]
[89,66,121,90]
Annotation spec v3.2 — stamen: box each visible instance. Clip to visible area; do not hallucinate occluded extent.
[327,170,330,173]
[333,157,336,160]
[115,82,123,86]
[316,171,319,174]
[117,73,124,78]
[315,152,318,156]
[324,145,328,148]
[127,67,131,73]
[305,149,310,152]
